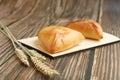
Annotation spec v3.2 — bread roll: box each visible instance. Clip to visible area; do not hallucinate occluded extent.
[38,26,85,54]
[67,20,103,40]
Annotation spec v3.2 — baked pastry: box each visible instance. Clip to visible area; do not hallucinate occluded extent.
[67,19,103,40]
[38,26,85,54]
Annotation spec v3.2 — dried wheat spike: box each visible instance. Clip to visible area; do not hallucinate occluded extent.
[29,50,46,60]
[31,56,59,76]
[15,48,30,66]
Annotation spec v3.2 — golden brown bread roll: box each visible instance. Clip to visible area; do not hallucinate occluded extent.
[38,26,85,54]
[67,20,103,40]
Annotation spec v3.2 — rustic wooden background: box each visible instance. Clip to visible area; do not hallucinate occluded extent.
[0,0,120,80]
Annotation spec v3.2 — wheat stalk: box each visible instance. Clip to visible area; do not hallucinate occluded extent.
[0,24,30,67]
[0,22,60,77]
[0,23,32,66]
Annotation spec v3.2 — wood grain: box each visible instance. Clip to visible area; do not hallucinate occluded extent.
[0,0,119,80]
[91,0,120,80]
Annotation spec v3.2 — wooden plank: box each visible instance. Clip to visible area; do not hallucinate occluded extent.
[90,0,120,80]
[0,0,102,80]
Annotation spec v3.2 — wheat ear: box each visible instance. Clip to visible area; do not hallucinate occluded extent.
[30,56,59,76]
[15,48,30,66]
[29,50,46,60]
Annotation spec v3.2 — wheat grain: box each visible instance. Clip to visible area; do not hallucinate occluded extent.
[29,50,54,68]
[30,56,59,76]
[29,50,46,60]
[15,48,30,66]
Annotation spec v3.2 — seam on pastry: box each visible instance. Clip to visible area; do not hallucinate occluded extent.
[90,21,103,38]
[50,32,58,53]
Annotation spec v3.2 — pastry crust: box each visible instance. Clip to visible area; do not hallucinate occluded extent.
[67,20,103,40]
[38,26,85,54]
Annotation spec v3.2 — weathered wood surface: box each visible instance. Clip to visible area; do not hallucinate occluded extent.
[0,0,120,80]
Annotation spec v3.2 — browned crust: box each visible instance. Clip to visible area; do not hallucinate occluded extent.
[67,19,103,40]
[38,26,85,54]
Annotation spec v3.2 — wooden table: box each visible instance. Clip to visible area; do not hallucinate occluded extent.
[0,0,120,80]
